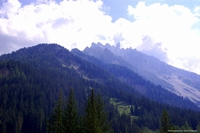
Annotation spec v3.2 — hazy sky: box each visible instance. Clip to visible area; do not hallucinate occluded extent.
[0,0,200,74]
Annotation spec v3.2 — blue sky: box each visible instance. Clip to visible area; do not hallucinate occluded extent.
[0,0,200,74]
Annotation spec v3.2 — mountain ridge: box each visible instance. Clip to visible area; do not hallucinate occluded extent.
[1,43,200,132]
[83,42,200,106]
[72,48,199,110]
[1,43,199,110]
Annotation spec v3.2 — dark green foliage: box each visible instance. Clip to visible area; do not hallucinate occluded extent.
[72,49,199,111]
[47,91,64,133]
[96,94,112,133]
[111,112,141,133]
[63,88,79,133]
[1,44,200,133]
[47,88,111,133]
[83,89,99,133]
[160,109,170,133]
[0,59,87,133]
[83,89,111,133]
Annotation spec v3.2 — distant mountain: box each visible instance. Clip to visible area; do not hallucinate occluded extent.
[83,42,200,106]
[72,48,199,110]
[1,43,200,132]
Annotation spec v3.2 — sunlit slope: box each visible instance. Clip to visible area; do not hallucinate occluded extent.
[83,42,200,106]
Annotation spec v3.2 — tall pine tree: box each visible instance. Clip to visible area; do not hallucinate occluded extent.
[63,88,79,133]
[96,94,112,133]
[83,89,98,133]
[47,90,64,133]
[160,108,170,133]
[83,89,112,133]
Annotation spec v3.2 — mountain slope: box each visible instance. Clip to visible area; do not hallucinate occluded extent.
[1,43,200,132]
[72,48,199,110]
[83,42,200,106]
[0,44,139,94]
[0,44,141,132]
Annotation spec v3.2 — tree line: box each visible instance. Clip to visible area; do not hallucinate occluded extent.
[47,88,112,133]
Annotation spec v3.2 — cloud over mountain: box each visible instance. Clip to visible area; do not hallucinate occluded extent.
[137,36,168,62]
[0,0,114,52]
[0,0,200,74]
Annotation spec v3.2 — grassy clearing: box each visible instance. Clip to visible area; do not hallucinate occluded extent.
[110,98,132,115]
[110,98,157,133]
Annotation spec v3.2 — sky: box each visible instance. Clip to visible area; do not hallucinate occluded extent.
[0,0,200,74]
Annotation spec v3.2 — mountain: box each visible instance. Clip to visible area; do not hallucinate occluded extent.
[83,42,200,106]
[1,43,200,132]
[72,48,199,110]
[0,44,140,96]
[0,44,140,132]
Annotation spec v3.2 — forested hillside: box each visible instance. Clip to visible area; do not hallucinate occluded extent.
[83,43,200,106]
[72,48,199,110]
[0,44,200,133]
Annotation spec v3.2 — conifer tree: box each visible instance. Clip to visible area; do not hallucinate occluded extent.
[47,91,64,133]
[96,94,112,133]
[83,89,98,133]
[83,89,112,133]
[160,109,170,133]
[63,88,79,133]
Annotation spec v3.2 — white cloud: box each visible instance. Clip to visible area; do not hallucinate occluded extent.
[0,0,200,74]
[0,0,115,53]
[127,2,200,74]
